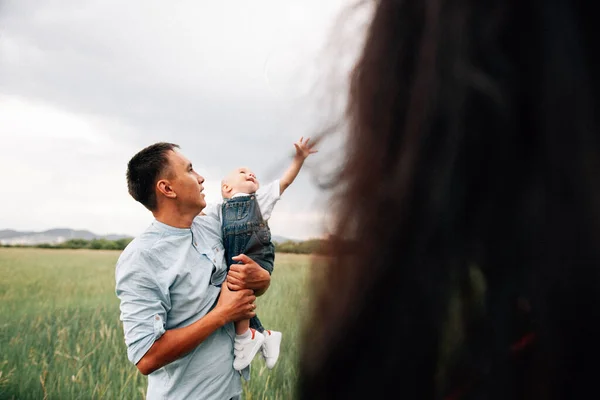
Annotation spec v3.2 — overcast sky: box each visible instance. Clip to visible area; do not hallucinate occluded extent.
[0,1,370,239]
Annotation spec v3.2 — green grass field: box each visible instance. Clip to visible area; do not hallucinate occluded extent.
[0,248,312,400]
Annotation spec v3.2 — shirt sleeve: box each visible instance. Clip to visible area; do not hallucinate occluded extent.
[255,179,281,220]
[115,250,170,365]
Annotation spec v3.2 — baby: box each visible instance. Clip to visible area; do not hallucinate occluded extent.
[206,137,317,371]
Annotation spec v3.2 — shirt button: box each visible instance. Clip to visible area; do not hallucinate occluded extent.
[155,316,160,321]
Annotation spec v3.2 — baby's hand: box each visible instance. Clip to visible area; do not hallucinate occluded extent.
[294,136,318,160]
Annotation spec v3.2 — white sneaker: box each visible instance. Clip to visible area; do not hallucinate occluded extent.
[233,329,265,371]
[261,330,282,369]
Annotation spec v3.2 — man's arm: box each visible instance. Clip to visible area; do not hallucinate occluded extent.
[279,137,317,195]
[136,284,256,375]
[226,254,271,296]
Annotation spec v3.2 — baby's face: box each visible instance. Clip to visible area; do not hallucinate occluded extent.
[225,167,260,196]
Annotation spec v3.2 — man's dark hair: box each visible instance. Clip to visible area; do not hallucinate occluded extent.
[126,142,180,211]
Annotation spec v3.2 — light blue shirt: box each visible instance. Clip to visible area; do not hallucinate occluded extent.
[115,215,248,400]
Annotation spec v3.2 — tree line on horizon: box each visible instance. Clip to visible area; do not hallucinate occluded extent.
[0,237,328,254]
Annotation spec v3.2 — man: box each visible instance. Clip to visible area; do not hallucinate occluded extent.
[115,142,271,399]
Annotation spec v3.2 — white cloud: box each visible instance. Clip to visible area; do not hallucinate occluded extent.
[269,210,328,240]
[0,95,106,143]
[0,95,147,234]
[0,0,360,239]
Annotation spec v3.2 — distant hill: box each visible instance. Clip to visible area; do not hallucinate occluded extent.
[0,228,132,246]
[0,230,28,239]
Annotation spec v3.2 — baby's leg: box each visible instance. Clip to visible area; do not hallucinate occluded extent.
[233,318,265,371]
[235,319,250,335]
[249,315,265,332]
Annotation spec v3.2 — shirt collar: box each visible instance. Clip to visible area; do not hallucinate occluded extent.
[152,220,191,235]
[231,192,251,198]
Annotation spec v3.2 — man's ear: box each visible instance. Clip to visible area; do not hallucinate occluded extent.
[157,179,177,199]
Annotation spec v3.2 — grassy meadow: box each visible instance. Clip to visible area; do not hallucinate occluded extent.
[0,248,313,400]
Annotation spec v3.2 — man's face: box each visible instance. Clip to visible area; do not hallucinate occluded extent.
[225,167,260,196]
[164,149,206,212]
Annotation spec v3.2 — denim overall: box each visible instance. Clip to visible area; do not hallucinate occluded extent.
[222,194,275,332]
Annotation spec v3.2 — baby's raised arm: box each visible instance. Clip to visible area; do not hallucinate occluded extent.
[279,137,317,195]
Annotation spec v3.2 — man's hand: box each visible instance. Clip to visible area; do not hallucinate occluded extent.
[227,254,271,296]
[135,284,255,375]
[294,136,318,160]
[214,283,256,323]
